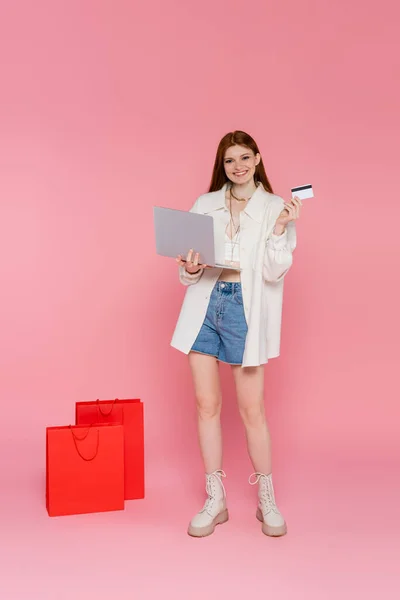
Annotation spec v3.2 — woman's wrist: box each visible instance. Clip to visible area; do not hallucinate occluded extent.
[273,223,286,236]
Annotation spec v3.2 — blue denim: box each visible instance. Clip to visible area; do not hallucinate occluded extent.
[191,282,248,365]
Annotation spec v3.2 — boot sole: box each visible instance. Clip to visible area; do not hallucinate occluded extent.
[256,507,287,537]
[187,509,229,538]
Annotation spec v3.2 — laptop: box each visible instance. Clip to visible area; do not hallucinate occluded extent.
[153,206,240,270]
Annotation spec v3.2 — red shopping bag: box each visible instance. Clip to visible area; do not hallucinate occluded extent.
[46,423,125,517]
[75,399,144,500]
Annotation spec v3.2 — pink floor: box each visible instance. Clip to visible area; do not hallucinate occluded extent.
[2,449,398,600]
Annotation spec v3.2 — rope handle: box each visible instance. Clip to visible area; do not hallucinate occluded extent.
[69,425,100,462]
[96,398,118,417]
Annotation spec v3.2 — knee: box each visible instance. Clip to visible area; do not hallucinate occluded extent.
[196,395,221,420]
[239,404,266,429]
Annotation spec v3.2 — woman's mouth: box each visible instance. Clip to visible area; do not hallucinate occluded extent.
[234,170,248,177]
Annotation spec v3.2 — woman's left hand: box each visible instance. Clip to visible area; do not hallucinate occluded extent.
[274,196,302,233]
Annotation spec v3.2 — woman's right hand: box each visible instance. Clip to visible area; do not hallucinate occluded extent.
[176,249,210,274]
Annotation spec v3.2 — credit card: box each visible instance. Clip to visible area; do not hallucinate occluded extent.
[291,184,314,200]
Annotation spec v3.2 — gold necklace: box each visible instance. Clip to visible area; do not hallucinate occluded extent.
[227,198,240,264]
[227,197,239,234]
[230,187,250,203]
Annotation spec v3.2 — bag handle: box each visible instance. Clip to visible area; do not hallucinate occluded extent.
[69,425,100,462]
[96,398,118,417]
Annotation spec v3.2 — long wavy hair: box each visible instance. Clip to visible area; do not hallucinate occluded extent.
[208,130,273,193]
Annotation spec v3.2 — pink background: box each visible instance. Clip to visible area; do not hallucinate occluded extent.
[1,0,399,598]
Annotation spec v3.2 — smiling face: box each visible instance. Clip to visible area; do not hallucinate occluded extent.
[223,145,261,185]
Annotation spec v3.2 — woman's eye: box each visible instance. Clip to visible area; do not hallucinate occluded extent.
[225,159,232,164]
[243,156,250,160]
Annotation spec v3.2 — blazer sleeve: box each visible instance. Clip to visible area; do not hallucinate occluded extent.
[178,197,205,286]
[263,220,297,283]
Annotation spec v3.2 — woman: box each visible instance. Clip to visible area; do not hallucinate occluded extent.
[171,131,301,538]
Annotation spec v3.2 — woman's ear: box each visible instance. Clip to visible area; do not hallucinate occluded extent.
[255,153,261,166]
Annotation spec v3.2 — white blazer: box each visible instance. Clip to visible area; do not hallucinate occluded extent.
[170,183,296,367]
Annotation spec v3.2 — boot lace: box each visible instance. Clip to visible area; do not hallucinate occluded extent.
[201,470,226,516]
[249,472,280,516]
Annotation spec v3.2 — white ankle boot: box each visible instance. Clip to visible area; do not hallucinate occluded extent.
[187,470,229,537]
[249,472,287,537]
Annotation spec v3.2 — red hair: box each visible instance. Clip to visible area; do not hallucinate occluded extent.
[208,130,273,193]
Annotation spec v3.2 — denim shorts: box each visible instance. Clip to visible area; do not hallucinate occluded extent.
[191,282,248,365]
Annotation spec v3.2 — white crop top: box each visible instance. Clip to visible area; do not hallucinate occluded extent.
[224,233,240,264]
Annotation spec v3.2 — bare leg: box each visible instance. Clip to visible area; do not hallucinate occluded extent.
[232,365,286,536]
[231,365,271,474]
[189,352,223,474]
